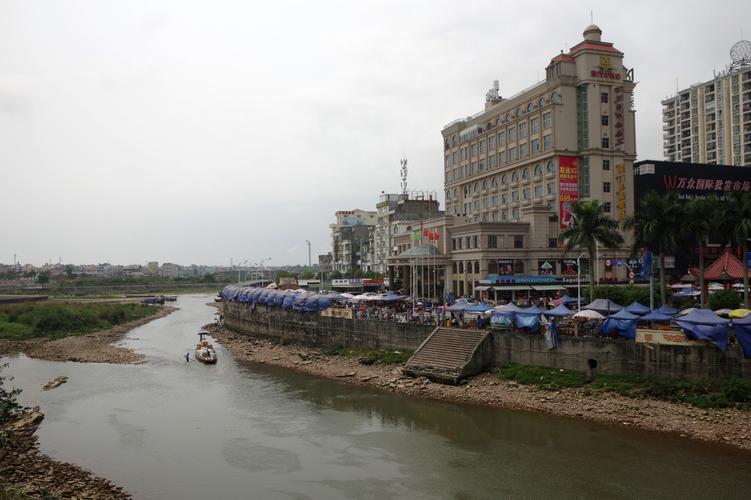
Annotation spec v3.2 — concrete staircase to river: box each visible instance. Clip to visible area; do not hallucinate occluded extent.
[402,327,493,385]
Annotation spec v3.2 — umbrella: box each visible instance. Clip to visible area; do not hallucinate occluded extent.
[713,308,733,317]
[729,309,751,318]
[573,309,605,320]
[625,301,650,315]
[544,304,574,317]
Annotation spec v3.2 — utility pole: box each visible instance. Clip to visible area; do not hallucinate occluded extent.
[305,240,311,267]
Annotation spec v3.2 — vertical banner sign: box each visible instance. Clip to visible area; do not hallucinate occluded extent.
[616,164,626,221]
[558,156,579,229]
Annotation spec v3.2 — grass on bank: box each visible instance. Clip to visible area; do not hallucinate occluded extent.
[0,302,160,341]
[322,346,414,365]
[497,364,751,410]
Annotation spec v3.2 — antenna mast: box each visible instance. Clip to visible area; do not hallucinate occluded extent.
[400,157,408,196]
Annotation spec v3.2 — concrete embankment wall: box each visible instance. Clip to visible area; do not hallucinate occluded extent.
[222,303,751,381]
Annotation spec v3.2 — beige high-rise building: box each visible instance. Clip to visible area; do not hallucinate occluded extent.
[388,25,637,298]
[662,41,751,166]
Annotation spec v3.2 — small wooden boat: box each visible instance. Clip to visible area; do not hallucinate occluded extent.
[195,331,217,364]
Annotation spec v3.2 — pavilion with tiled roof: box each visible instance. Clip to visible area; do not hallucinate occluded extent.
[690,247,748,283]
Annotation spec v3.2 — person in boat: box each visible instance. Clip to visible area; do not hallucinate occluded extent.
[185,352,190,362]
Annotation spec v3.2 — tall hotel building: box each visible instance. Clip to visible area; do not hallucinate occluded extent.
[662,41,751,166]
[388,25,637,298]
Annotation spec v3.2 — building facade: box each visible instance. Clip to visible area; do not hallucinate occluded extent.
[389,25,636,298]
[662,41,751,166]
[329,209,377,274]
[374,193,442,275]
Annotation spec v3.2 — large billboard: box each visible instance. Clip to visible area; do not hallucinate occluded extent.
[559,156,579,229]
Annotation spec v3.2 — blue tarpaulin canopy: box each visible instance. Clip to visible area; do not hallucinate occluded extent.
[625,301,651,315]
[518,305,544,315]
[656,305,678,316]
[544,304,574,317]
[675,309,729,351]
[493,303,523,313]
[466,303,493,313]
[638,310,674,322]
[515,305,543,332]
[608,309,640,320]
[381,293,406,303]
[731,314,751,359]
[447,299,473,312]
[600,309,639,339]
[558,295,578,306]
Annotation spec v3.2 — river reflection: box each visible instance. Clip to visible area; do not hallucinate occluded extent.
[4,294,751,500]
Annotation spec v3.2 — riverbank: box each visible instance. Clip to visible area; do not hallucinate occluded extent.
[206,323,751,452]
[0,306,175,364]
[0,407,129,499]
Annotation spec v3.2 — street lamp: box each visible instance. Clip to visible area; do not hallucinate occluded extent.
[576,253,586,310]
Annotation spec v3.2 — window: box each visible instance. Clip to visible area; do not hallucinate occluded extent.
[520,143,528,160]
[519,122,528,139]
[473,200,479,211]
[534,163,542,178]
[491,195,498,207]
[601,92,609,103]
[602,137,610,148]
[501,174,508,185]
[603,182,611,193]
[489,154,497,167]
[522,187,530,200]
[511,171,519,183]
[499,151,506,165]
[473,182,479,193]
[452,151,457,163]
[508,126,516,142]
[514,235,524,248]
[534,185,543,199]
[546,182,555,195]
[482,197,489,209]
[464,185,469,197]
[531,117,539,134]
[492,177,498,188]
[501,193,508,204]
[479,140,486,154]
[473,236,478,248]
[543,112,552,129]
[502,210,508,221]
[601,115,609,126]
[543,134,552,150]
[471,143,477,157]
[522,167,530,180]
[462,147,468,160]
[509,147,517,162]
[488,135,495,150]
[482,179,488,190]
[548,238,558,248]
[452,238,457,251]
[492,212,498,222]
[531,139,539,154]
[498,131,506,146]
[512,208,519,220]
[603,159,610,171]
[546,160,554,175]
[603,202,611,212]
[479,159,486,171]
[471,161,478,174]
[488,235,498,248]
[512,191,519,201]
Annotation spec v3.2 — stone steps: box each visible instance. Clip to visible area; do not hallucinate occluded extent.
[403,327,491,384]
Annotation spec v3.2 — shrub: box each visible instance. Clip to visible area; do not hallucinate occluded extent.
[709,289,740,310]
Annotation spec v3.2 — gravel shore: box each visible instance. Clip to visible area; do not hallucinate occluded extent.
[0,407,130,499]
[206,323,751,452]
[0,306,175,364]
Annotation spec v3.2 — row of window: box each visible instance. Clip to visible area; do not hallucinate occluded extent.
[446,161,557,201]
[445,112,553,168]
[446,136,554,182]
[452,234,525,251]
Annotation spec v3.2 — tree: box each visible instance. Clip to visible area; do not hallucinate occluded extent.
[725,192,751,307]
[709,289,741,311]
[1,363,22,424]
[625,192,681,306]
[35,272,50,284]
[559,200,624,302]
[682,195,723,307]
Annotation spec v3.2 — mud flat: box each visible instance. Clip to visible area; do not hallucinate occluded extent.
[206,323,751,452]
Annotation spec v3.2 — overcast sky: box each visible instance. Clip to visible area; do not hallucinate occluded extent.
[1,0,749,267]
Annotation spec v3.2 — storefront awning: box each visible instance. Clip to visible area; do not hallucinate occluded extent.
[474,285,492,291]
[531,285,568,291]
[493,285,532,292]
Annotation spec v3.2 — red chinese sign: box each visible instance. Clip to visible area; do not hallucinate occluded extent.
[559,156,579,229]
[591,70,621,80]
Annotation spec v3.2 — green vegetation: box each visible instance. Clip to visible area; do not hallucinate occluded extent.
[0,363,22,425]
[592,285,653,308]
[323,346,413,365]
[497,363,751,410]
[0,303,158,340]
[709,289,741,310]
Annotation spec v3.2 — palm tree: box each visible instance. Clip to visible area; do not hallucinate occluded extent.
[682,194,723,308]
[624,192,681,306]
[725,192,751,307]
[559,200,624,302]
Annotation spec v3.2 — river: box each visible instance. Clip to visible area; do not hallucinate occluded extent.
[4,294,751,499]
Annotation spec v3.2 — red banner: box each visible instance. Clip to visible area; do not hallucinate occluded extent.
[559,156,579,229]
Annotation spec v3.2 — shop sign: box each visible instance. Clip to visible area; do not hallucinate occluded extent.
[614,87,625,147]
[498,259,514,275]
[538,260,555,275]
[591,70,621,80]
[616,163,626,220]
[663,176,751,193]
[636,330,703,346]
[558,156,579,229]
[560,259,578,276]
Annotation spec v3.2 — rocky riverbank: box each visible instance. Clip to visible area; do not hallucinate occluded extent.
[205,324,751,452]
[0,407,130,499]
[0,306,175,364]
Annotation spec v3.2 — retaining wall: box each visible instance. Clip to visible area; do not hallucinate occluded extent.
[222,303,751,381]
